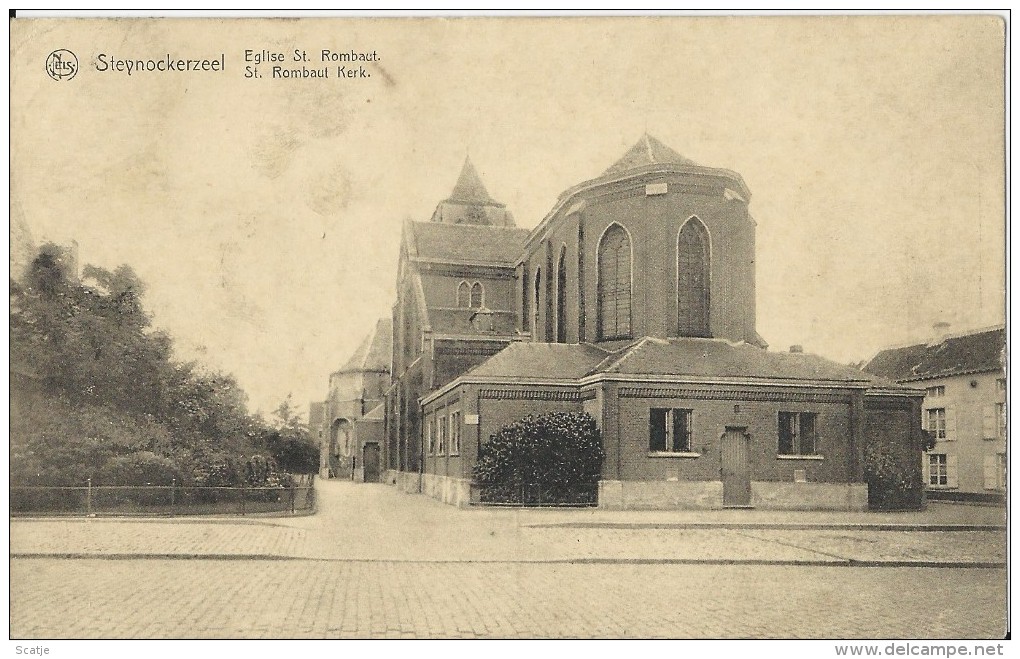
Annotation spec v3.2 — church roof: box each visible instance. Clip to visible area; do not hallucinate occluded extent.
[446,156,501,206]
[362,403,385,421]
[464,342,611,380]
[408,221,529,265]
[864,326,1005,383]
[336,318,391,374]
[601,134,698,177]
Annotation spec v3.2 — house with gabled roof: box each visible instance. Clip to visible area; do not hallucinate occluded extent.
[329,134,926,509]
[865,324,1006,501]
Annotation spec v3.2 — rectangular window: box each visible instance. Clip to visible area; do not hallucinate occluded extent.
[926,385,945,398]
[928,454,948,486]
[778,412,819,456]
[648,408,693,453]
[437,416,446,455]
[450,411,462,456]
[997,403,1006,439]
[926,408,947,440]
[427,418,436,455]
[998,453,1007,490]
[997,378,1006,392]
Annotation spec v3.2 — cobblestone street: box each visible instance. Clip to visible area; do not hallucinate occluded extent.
[10,481,1008,639]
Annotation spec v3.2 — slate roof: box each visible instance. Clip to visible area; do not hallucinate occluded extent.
[336,318,391,374]
[362,403,385,421]
[464,342,611,380]
[446,156,501,206]
[601,134,698,177]
[454,337,906,388]
[591,337,894,385]
[864,327,1006,382]
[408,221,529,265]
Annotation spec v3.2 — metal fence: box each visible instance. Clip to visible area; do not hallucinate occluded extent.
[476,481,598,507]
[10,474,316,517]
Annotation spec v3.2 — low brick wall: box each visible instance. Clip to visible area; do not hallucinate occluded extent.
[751,482,868,511]
[421,473,473,508]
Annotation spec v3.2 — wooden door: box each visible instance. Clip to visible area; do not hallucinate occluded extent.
[721,428,751,507]
[363,443,381,483]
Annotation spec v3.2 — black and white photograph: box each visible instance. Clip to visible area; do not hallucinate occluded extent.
[8,11,1009,649]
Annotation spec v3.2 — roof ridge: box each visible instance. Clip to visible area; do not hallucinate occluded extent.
[596,336,656,374]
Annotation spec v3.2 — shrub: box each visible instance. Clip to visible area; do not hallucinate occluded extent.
[863,438,924,510]
[473,412,604,504]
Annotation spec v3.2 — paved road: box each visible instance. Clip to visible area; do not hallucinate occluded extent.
[11,560,1005,639]
[9,481,1008,639]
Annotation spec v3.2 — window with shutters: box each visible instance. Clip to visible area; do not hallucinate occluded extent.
[927,453,957,488]
[778,412,819,456]
[649,408,693,453]
[984,453,1007,491]
[926,408,947,440]
[437,415,446,455]
[597,224,632,340]
[470,282,484,308]
[983,403,1006,440]
[556,245,567,343]
[677,218,711,337]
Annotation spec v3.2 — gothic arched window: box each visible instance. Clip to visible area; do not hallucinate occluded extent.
[457,281,470,307]
[556,246,568,343]
[677,218,711,337]
[470,282,484,308]
[597,224,633,340]
[533,267,542,340]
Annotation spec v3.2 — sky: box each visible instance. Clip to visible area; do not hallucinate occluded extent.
[10,15,1006,418]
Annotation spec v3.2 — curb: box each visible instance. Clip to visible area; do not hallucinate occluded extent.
[523,522,1006,532]
[9,553,1006,569]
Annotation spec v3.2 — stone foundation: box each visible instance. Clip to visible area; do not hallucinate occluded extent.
[598,480,868,511]
[599,480,723,510]
[751,481,868,511]
[420,473,473,508]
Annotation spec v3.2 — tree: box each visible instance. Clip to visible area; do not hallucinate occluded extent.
[262,394,319,474]
[10,244,294,488]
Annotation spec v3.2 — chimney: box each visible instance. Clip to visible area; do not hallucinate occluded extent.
[929,321,951,346]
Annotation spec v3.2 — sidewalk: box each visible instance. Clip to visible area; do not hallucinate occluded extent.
[10,480,1006,567]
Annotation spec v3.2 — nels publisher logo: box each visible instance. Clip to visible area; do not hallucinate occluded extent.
[45,49,78,81]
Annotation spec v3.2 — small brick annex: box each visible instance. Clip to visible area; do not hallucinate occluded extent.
[318,134,925,510]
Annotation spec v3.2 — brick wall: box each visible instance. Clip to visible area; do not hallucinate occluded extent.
[610,390,855,484]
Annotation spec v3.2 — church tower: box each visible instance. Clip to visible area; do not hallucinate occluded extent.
[429,156,516,227]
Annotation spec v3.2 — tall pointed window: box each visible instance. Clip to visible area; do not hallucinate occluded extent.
[533,267,542,341]
[521,264,530,333]
[457,281,470,307]
[470,282,484,308]
[556,246,568,343]
[677,218,710,337]
[597,224,632,340]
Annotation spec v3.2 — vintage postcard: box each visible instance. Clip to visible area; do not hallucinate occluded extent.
[8,13,1008,647]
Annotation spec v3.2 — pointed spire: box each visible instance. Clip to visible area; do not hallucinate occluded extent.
[602,134,697,176]
[448,156,498,205]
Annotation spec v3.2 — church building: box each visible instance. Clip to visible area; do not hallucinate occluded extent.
[320,135,925,510]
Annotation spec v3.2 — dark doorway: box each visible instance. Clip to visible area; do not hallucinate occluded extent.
[721,428,752,507]
[363,443,381,483]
